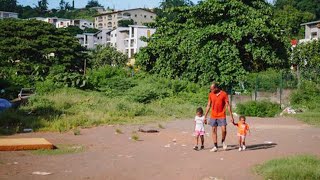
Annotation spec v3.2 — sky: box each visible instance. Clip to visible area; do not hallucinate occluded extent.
[19,0,273,10]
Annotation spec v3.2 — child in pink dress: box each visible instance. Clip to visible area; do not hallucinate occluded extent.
[193,107,206,150]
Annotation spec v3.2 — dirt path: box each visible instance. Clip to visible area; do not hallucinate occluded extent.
[1,116,319,180]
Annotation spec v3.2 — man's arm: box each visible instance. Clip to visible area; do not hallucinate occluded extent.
[226,100,234,123]
[204,97,211,123]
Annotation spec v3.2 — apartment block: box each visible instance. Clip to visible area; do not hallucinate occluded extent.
[0,11,18,19]
[94,8,156,30]
[76,25,156,59]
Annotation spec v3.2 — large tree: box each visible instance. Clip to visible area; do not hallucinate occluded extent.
[273,5,315,39]
[0,0,17,12]
[274,0,320,18]
[0,19,86,78]
[86,0,102,8]
[136,0,288,86]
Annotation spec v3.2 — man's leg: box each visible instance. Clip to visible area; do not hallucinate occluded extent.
[221,125,227,143]
[212,126,218,148]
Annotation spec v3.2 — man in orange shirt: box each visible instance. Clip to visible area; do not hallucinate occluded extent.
[204,83,234,152]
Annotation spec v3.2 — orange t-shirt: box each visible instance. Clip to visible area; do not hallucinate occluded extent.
[208,90,229,118]
[237,123,250,135]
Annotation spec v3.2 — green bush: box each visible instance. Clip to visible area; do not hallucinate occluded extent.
[290,80,320,110]
[245,69,297,92]
[236,100,281,117]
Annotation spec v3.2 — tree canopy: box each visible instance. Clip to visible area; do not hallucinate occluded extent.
[274,0,320,19]
[137,0,289,86]
[0,19,86,79]
[86,0,103,8]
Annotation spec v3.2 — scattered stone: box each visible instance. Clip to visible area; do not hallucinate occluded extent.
[181,144,187,147]
[264,141,273,144]
[23,129,33,133]
[32,171,52,175]
[164,144,171,148]
[181,131,188,134]
[138,128,159,133]
[13,162,18,165]
[220,158,224,161]
[172,138,177,142]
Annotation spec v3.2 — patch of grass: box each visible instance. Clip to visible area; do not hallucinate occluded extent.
[115,128,123,134]
[1,73,207,134]
[254,155,320,180]
[73,128,81,135]
[31,144,84,155]
[131,134,139,141]
[158,124,165,129]
[293,110,320,127]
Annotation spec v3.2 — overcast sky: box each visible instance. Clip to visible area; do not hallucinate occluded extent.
[19,0,273,10]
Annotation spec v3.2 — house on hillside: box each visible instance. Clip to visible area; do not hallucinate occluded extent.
[0,11,18,19]
[94,8,156,30]
[32,17,94,30]
[76,25,156,59]
[299,20,320,43]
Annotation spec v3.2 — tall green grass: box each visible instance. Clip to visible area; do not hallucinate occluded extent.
[0,75,208,134]
[290,80,320,126]
[255,155,320,180]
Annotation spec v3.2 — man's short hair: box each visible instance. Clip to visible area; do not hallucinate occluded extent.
[212,82,220,89]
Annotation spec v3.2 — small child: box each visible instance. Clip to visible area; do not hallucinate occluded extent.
[193,107,206,150]
[233,116,250,151]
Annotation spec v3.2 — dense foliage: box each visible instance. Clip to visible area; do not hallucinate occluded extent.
[137,0,289,87]
[274,0,320,19]
[0,19,87,98]
[291,40,320,84]
[236,100,281,117]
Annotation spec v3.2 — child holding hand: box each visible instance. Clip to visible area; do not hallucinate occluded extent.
[193,107,206,150]
[233,116,250,151]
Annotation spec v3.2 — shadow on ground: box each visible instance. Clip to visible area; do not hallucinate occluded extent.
[225,143,277,151]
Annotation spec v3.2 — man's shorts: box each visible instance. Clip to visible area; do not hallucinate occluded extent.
[209,118,227,127]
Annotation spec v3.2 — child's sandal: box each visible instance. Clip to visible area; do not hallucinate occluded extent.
[193,146,198,150]
[200,146,204,150]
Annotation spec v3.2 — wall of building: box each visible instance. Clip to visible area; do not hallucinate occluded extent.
[94,9,156,30]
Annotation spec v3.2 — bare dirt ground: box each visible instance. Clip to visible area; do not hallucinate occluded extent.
[0,116,319,180]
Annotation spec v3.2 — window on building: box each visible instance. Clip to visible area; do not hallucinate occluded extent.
[150,16,153,19]
[135,14,137,17]
[144,15,147,18]
[311,32,318,39]
[108,15,112,20]
[134,21,137,25]
[115,34,117,37]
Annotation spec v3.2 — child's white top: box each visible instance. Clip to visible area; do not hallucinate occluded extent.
[194,115,205,131]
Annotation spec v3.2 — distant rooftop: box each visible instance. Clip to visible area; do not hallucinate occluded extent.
[301,20,320,26]
[94,8,154,17]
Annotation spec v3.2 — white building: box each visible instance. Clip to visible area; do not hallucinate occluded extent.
[32,17,94,30]
[76,33,97,49]
[76,25,156,59]
[126,25,156,58]
[0,11,18,19]
[300,20,320,43]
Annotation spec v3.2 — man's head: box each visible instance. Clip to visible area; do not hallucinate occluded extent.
[210,82,221,94]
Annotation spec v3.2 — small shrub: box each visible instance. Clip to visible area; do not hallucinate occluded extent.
[236,100,281,117]
[131,134,139,141]
[158,124,165,129]
[73,128,81,135]
[115,128,123,134]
